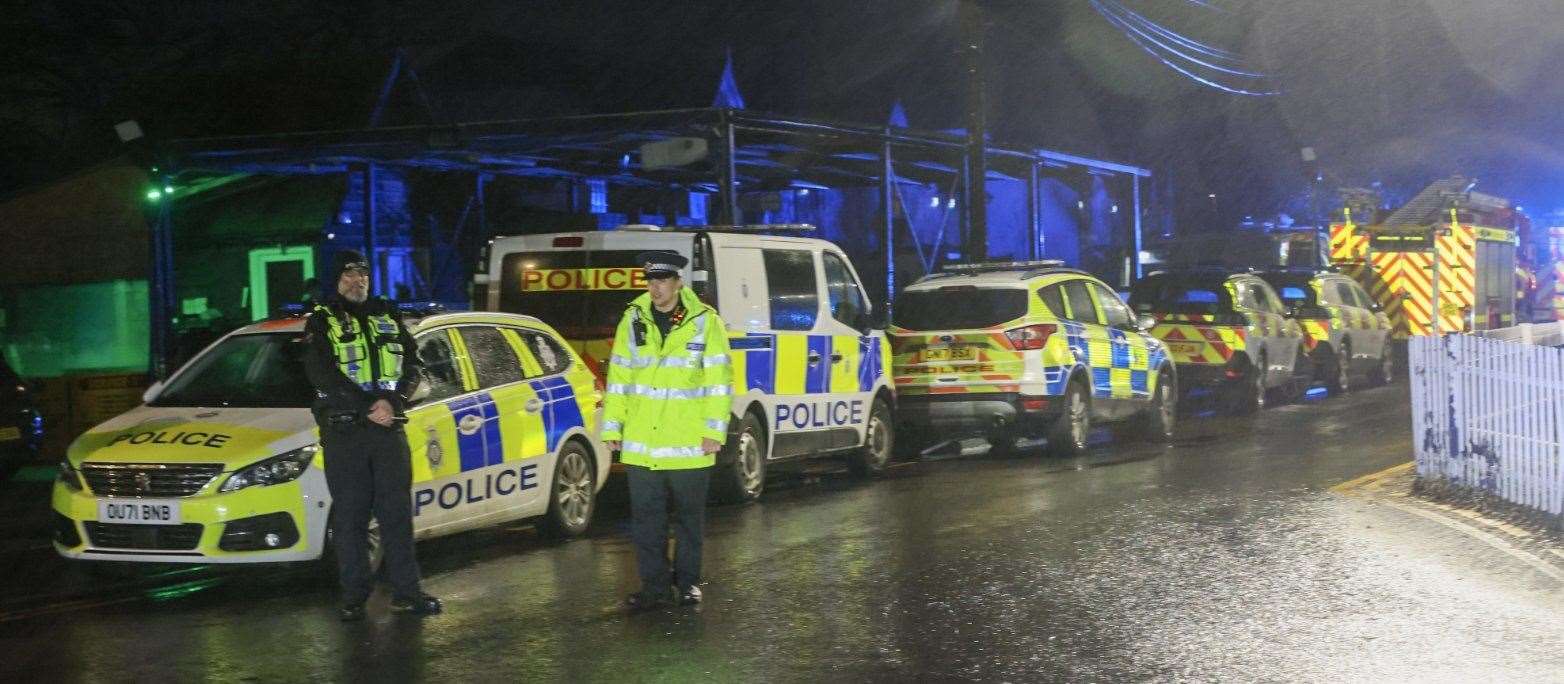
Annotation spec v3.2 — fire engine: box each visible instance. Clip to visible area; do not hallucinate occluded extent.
[1328,177,1520,337]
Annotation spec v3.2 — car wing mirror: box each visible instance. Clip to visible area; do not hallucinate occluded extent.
[407,372,432,404]
[141,380,165,405]
[1135,314,1158,332]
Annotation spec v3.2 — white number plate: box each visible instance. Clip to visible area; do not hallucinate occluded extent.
[98,500,182,525]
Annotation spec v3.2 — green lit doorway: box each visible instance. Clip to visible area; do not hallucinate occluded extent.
[248,246,315,321]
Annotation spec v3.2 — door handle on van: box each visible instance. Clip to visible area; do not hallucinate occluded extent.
[524,398,543,414]
[807,351,822,366]
[830,353,844,363]
[457,414,483,435]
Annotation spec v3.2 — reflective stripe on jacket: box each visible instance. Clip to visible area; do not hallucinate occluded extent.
[601,287,733,470]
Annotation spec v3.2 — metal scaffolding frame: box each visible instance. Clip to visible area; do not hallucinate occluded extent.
[149,107,1151,377]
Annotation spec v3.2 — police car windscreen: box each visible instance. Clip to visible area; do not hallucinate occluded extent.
[151,333,315,408]
[1261,276,1315,306]
[1128,276,1234,315]
[499,251,648,338]
[893,287,1028,330]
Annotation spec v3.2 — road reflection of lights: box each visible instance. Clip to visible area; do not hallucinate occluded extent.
[146,578,225,602]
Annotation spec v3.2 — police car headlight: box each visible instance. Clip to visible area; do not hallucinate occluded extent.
[56,460,83,492]
[220,446,318,493]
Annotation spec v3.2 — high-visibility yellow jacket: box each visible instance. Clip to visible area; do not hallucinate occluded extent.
[601,287,733,470]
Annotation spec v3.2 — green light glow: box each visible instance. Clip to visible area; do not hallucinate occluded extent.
[146,190,162,201]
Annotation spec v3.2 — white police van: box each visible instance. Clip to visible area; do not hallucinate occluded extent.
[474,224,895,502]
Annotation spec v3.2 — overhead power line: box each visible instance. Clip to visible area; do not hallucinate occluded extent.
[1090,0,1279,96]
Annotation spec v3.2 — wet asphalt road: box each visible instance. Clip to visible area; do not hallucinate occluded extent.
[2,383,1562,682]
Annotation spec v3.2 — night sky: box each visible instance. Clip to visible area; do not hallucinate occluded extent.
[5,1,1564,225]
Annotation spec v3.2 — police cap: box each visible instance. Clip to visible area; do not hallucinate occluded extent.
[636,251,688,279]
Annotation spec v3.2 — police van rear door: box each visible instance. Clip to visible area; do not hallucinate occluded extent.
[490,232,696,378]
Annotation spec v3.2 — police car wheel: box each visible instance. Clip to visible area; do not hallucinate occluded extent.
[1328,343,1352,395]
[1369,342,1394,386]
[1047,382,1090,457]
[1228,355,1265,415]
[539,441,596,539]
[1142,371,1176,442]
[848,398,894,477]
[714,413,766,504]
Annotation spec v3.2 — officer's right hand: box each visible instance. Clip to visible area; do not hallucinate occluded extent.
[367,399,396,427]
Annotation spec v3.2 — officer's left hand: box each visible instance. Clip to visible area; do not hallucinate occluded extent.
[367,399,396,427]
[701,438,721,454]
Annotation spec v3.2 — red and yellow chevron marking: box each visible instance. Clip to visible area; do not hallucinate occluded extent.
[1329,222,1368,263]
[1300,319,1331,351]
[1364,225,1479,337]
[1150,315,1245,365]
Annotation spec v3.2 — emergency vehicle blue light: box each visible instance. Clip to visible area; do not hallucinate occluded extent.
[278,303,308,315]
[1281,287,1307,301]
[1305,386,1329,399]
[1177,290,1219,304]
[397,302,447,315]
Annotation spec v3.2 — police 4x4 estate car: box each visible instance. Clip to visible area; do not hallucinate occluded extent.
[1129,268,1312,413]
[889,261,1176,457]
[1258,268,1394,393]
[52,310,608,565]
[477,224,896,503]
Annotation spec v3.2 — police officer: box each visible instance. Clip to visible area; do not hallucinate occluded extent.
[302,250,441,621]
[602,250,733,610]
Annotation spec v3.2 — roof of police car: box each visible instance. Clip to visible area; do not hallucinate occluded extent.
[905,267,1097,291]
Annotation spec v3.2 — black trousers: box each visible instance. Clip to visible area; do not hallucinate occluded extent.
[320,422,421,604]
[626,465,710,594]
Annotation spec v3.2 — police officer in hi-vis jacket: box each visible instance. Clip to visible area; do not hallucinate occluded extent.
[302,250,441,621]
[602,250,734,610]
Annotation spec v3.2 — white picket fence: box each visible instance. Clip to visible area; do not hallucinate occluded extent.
[1410,334,1564,517]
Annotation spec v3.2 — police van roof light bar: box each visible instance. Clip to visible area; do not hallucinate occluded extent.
[616,223,817,233]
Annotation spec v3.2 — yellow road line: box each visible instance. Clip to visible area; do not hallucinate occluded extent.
[1330,461,1413,493]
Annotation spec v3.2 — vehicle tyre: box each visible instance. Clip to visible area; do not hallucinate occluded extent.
[713,412,766,504]
[847,398,894,477]
[1327,342,1352,395]
[319,510,383,583]
[1046,381,1090,457]
[1227,354,1266,415]
[1138,369,1177,442]
[1367,341,1394,387]
[538,440,597,539]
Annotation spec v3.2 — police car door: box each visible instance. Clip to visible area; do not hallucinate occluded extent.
[507,328,586,518]
[451,326,545,521]
[760,247,839,457]
[820,249,879,444]
[1060,279,1114,406]
[405,329,473,530]
[1089,282,1152,417]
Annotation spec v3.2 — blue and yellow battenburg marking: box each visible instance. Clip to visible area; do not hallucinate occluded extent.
[408,326,595,487]
[727,332,886,396]
[1043,320,1157,399]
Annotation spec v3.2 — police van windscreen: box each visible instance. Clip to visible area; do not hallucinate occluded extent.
[893,286,1028,330]
[152,333,315,408]
[1128,275,1235,316]
[498,251,649,338]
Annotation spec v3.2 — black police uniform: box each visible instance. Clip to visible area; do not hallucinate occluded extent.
[301,282,439,619]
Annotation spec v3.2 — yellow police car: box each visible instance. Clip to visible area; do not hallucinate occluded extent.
[890,261,1176,456]
[1258,268,1394,393]
[1129,268,1310,413]
[51,310,608,565]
